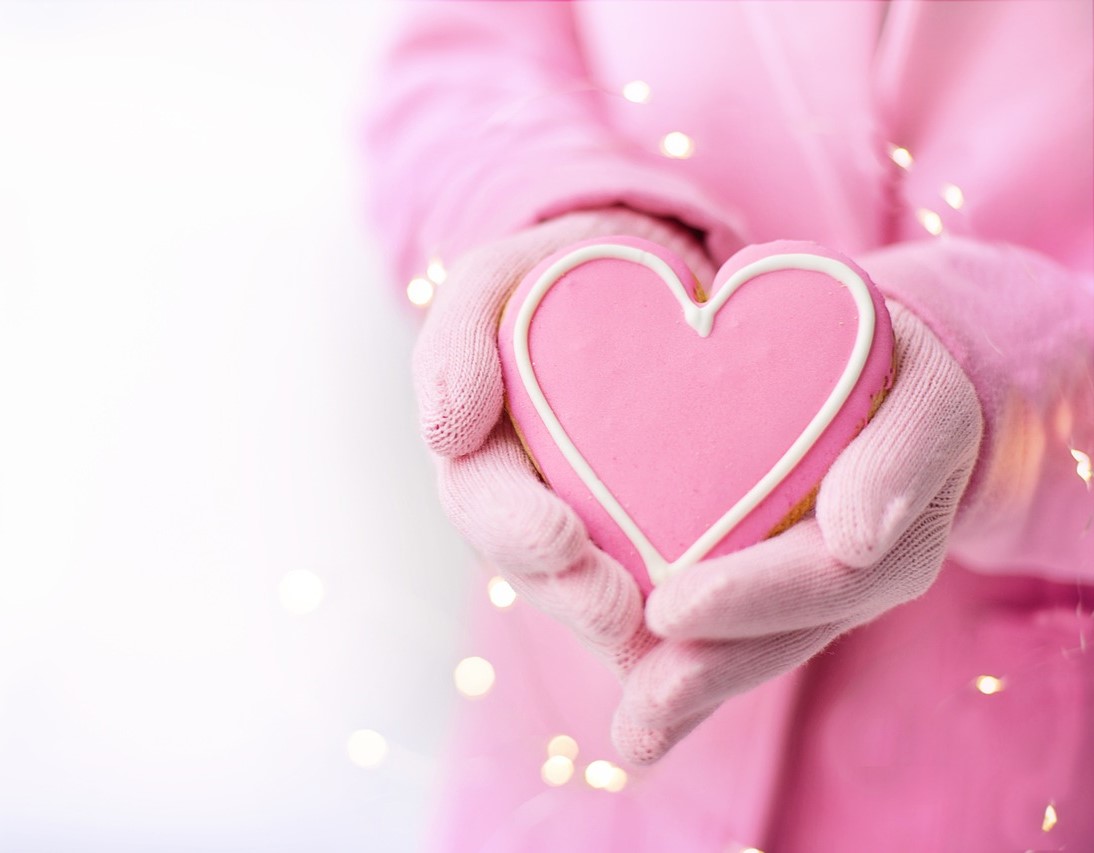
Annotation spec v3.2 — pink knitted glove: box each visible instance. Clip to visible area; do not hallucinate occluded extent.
[611,302,985,763]
[415,209,715,670]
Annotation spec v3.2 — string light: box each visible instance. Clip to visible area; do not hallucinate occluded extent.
[916,208,944,236]
[546,734,579,761]
[487,576,517,609]
[622,80,651,104]
[584,759,614,789]
[660,131,695,159]
[541,755,575,786]
[603,766,628,792]
[388,80,1060,845]
[347,729,388,768]
[407,277,434,307]
[941,183,965,210]
[453,656,495,698]
[974,675,1005,695]
[583,759,627,792]
[889,145,914,169]
[277,569,325,615]
[426,258,447,285]
[539,735,580,787]
[1070,448,1092,486]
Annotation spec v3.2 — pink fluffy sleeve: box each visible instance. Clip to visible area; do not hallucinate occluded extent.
[363,1,742,287]
[863,239,1094,583]
[860,2,1094,583]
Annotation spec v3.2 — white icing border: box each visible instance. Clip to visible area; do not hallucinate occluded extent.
[512,244,876,587]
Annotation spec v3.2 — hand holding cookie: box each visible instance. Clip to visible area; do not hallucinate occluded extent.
[413,209,714,670]
[416,218,983,765]
[495,235,977,764]
[611,303,983,763]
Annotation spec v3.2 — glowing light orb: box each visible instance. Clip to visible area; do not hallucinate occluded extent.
[426,258,447,285]
[622,80,651,104]
[541,755,575,786]
[585,759,629,791]
[547,734,579,761]
[660,131,695,159]
[407,277,434,307]
[487,576,517,609]
[1071,448,1092,486]
[604,766,628,792]
[942,183,965,210]
[454,656,495,698]
[347,729,388,768]
[916,208,944,236]
[890,146,914,169]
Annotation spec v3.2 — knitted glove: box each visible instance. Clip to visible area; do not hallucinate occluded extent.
[415,209,714,670]
[611,303,985,763]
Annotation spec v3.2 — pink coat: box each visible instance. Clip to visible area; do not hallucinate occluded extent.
[367,2,1094,850]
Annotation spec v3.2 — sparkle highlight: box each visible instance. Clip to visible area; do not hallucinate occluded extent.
[347,729,388,768]
[916,208,944,236]
[547,734,579,761]
[604,766,628,792]
[1042,802,1058,832]
[584,759,613,788]
[426,258,447,285]
[487,576,517,609]
[622,80,651,104]
[541,755,575,786]
[942,183,965,209]
[890,146,914,169]
[975,675,1005,695]
[584,759,627,792]
[407,277,434,307]
[660,131,695,159]
[1071,448,1092,486]
[454,656,495,698]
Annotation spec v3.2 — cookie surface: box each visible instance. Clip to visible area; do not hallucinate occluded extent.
[499,238,894,594]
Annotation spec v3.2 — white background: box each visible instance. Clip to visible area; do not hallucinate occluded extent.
[0,3,474,850]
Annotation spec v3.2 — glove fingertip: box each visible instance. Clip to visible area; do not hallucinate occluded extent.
[611,703,713,766]
[412,282,510,457]
[439,421,597,575]
[415,359,505,458]
[610,708,674,766]
[644,588,692,639]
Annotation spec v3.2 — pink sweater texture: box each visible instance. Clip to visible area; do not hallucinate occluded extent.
[367,2,1094,850]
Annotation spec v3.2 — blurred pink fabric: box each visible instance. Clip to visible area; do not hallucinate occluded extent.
[366,2,1094,850]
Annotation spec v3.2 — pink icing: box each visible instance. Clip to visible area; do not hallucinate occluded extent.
[500,239,894,594]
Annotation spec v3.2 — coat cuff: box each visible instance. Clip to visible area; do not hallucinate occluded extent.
[860,237,1094,581]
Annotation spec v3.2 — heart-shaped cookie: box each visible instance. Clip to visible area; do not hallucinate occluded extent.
[499,239,894,594]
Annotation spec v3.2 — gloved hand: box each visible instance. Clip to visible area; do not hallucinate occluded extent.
[610,302,985,763]
[415,215,985,765]
[415,208,715,672]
